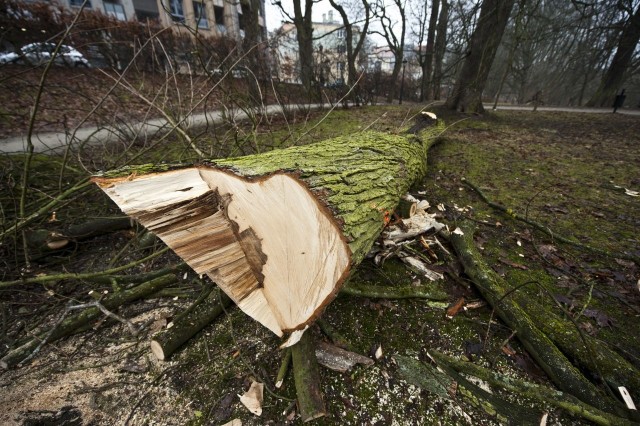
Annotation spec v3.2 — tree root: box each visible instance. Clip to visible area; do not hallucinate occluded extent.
[448,222,639,421]
[1,274,177,369]
[429,350,637,426]
[462,178,640,265]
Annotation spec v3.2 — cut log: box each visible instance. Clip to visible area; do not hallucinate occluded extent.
[150,292,233,361]
[93,115,444,338]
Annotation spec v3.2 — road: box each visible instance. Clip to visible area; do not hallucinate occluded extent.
[0,103,324,153]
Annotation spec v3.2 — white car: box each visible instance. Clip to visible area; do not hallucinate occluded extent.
[0,43,89,67]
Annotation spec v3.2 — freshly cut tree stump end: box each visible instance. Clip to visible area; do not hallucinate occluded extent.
[150,340,166,361]
[95,168,351,337]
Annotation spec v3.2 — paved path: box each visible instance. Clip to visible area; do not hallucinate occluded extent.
[3,103,638,153]
[488,104,640,116]
[0,103,324,153]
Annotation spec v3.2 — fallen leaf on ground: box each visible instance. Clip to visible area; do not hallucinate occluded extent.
[583,309,614,327]
[499,258,528,270]
[501,345,517,356]
[239,381,263,416]
[446,298,465,318]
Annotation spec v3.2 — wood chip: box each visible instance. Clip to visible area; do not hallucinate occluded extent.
[239,381,263,416]
[446,298,465,318]
[315,341,374,373]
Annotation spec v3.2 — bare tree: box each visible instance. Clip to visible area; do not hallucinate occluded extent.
[328,0,371,104]
[587,3,640,107]
[445,0,515,112]
[274,0,317,93]
[372,0,407,103]
[432,0,449,100]
[412,0,440,102]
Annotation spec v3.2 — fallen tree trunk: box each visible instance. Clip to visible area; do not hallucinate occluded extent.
[93,114,443,340]
[448,222,637,421]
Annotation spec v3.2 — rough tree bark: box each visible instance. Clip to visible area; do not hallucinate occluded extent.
[93,115,444,342]
[420,0,440,102]
[432,0,449,100]
[446,0,515,112]
[328,0,371,104]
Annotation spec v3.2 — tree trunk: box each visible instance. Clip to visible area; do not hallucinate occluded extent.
[329,0,371,105]
[421,0,440,102]
[93,116,444,340]
[293,0,316,94]
[586,5,640,107]
[432,0,449,100]
[445,0,515,112]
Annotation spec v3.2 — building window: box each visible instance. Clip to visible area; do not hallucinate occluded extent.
[104,2,126,20]
[337,44,346,54]
[193,1,208,28]
[336,28,345,38]
[70,0,92,8]
[169,0,184,21]
[337,61,345,73]
[214,5,225,33]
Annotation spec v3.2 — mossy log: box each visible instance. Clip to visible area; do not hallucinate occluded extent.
[25,217,133,251]
[291,331,326,422]
[150,291,233,361]
[449,222,636,420]
[0,274,177,369]
[430,350,637,426]
[92,115,444,339]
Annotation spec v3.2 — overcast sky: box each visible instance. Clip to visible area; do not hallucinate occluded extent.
[264,1,341,31]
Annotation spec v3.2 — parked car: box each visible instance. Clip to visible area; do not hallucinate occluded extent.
[0,43,89,67]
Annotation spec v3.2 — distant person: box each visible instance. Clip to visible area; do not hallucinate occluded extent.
[613,89,626,113]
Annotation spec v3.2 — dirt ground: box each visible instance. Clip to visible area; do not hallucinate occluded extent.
[0,101,639,425]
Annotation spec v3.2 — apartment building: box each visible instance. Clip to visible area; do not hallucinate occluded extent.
[55,0,266,40]
[273,10,363,85]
